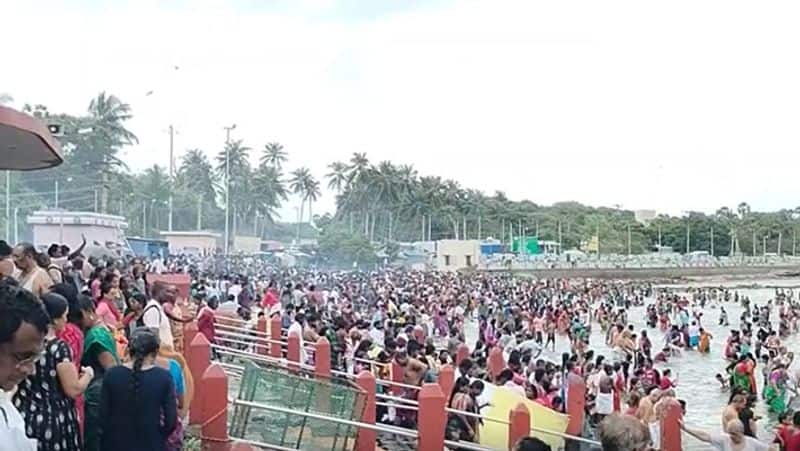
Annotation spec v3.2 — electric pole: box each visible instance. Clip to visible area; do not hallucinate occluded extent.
[223,124,236,255]
[168,124,174,231]
[710,226,714,256]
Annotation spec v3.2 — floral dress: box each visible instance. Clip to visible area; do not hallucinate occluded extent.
[13,338,81,451]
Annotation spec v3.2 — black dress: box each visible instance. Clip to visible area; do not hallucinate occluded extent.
[13,337,81,451]
[99,365,177,451]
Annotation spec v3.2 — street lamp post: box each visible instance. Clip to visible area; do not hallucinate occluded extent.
[167,124,175,231]
[223,124,236,255]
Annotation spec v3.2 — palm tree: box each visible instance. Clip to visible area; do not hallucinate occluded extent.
[252,164,288,223]
[289,167,312,223]
[737,202,751,220]
[260,142,288,169]
[347,152,370,184]
[136,165,171,235]
[326,161,348,192]
[86,92,138,212]
[177,149,218,201]
[303,176,321,225]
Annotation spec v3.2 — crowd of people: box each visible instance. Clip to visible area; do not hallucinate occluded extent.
[2,235,800,450]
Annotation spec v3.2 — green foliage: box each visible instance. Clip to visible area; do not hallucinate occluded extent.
[318,225,376,268]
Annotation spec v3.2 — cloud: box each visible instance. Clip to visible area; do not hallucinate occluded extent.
[2,0,800,221]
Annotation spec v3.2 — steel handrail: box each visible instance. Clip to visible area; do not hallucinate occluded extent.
[330,369,422,391]
[212,345,316,371]
[443,439,496,451]
[231,399,419,439]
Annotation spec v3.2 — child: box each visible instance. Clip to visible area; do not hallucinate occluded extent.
[715,373,730,391]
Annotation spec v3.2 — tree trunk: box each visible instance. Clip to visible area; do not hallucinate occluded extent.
[370,214,376,242]
[101,171,109,213]
[364,210,369,236]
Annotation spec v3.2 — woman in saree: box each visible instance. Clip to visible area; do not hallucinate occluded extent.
[765,364,789,414]
[79,294,120,451]
[731,355,757,395]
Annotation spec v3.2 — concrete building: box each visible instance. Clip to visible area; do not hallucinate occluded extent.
[233,235,261,254]
[28,210,127,250]
[159,231,221,256]
[435,239,481,271]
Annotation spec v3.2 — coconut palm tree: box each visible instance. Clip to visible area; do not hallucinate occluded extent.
[86,92,138,212]
[260,142,288,169]
[289,167,312,223]
[252,163,288,223]
[177,149,218,201]
[326,161,349,192]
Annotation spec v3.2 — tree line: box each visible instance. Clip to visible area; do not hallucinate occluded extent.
[3,92,800,261]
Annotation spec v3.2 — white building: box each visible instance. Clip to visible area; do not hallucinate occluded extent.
[435,240,481,271]
[28,210,127,250]
[160,231,221,256]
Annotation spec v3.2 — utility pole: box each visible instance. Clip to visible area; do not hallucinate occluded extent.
[142,201,147,238]
[627,224,631,256]
[54,180,59,209]
[13,207,18,243]
[794,229,797,257]
[94,189,98,213]
[778,232,783,256]
[596,222,600,256]
[752,230,757,256]
[4,170,9,241]
[223,124,236,255]
[685,222,690,254]
[558,220,562,252]
[710,226,715,256]
[196,196,202,231]
[658,224,662,249]
[168,124,174,232]
[763,235,767,257]
[477,215,482,241]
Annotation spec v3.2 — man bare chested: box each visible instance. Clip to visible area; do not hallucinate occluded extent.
[12,242,52,297]
[722,394,746,429]
[637,387,662,450]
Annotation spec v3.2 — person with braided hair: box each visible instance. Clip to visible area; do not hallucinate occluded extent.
[99,328,176,451]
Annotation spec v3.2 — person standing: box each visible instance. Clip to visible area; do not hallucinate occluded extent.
[13,293,92,451]
[12,243,52,297]
[0,279,50,451]
[79,294,120,451]
[99,328,177,451]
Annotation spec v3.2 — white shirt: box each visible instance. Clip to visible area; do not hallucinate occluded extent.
[142,300,174,350]
[0,390,36,451]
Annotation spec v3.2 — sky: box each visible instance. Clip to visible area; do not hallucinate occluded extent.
[3,0,800,220]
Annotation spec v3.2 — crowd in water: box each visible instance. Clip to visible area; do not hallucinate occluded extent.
[1,237,800,450]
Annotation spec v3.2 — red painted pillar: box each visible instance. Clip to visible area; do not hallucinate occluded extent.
[187,333,211,425]
[565,378,586,437]
[438,364,455,403]
[391,360,404,396]
[455,343,470,367]
[269,315,282,358]
[256,316,268,356]
[354,371,376,451]
[660,402,682,451]
[200,364,229,451]
[488,346,505,380]
[508,403,530,450]
[287,331,301,371]
[417,384,446,451]
[315,337,331,378]
[183,321,198,357]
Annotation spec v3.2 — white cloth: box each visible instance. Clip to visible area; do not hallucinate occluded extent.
[288,321,306,362]
[595,391,614,415]
[709,433,770,451]
[142,300,174,349]
[0,390,36,451]
[649,421,661,450]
